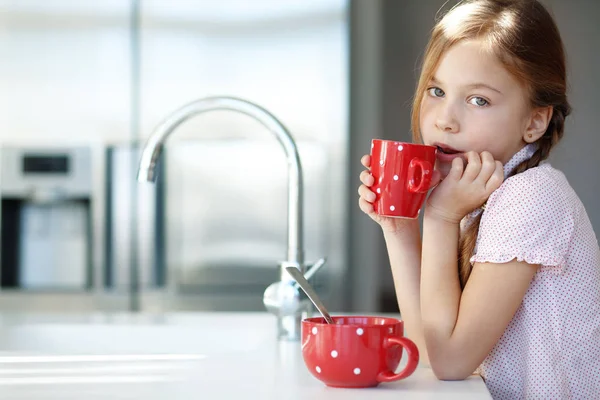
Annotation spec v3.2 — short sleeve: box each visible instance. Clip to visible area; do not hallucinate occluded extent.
[470,167,575,271]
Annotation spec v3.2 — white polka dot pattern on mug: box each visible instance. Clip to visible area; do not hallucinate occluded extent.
[308,327,375,378]
[397,145,403,151]
[390,206,395,211]
[312,327,318,335]
[461,144,600,399]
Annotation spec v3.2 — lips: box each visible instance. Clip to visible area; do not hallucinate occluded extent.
[432,142,464,163]
[433,143,461,154]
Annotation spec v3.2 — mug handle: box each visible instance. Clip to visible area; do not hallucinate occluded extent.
[407,158,433,193]
[376,336,420,382]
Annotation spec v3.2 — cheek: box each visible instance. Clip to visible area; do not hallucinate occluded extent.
[419,102,435,138]
[477,105,525,136]
[467,112,516,145]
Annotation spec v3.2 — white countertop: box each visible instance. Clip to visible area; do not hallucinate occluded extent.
[0,312,492,399]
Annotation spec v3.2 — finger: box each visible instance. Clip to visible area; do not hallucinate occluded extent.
[361,154,371,169]
[474,151,497,186]
[485,160,504,193]
[358,184,376,203]
[447,156,464,181]
[462,151,481,181]
[360,170,375,186]
[359,197,376,215]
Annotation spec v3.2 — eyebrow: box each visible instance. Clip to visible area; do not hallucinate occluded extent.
[430,76,503,95]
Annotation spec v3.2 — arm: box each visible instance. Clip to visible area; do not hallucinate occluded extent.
[357,154,441,366]
[420,213,537,379]
[383,219,430,366]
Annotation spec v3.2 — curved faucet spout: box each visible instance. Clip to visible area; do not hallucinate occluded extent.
[137,96,304,269]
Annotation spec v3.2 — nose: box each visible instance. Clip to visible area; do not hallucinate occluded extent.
[435,103,459,133]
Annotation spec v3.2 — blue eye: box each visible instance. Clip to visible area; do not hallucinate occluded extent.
[428,87,445,97]
[469,97,489,107]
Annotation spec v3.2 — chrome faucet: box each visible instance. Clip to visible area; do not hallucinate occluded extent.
[137,96,327,341]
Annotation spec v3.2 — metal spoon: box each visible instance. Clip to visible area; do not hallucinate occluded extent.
[285,266,334,324]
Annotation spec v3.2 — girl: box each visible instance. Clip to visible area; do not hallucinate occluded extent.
[358,0,600,398]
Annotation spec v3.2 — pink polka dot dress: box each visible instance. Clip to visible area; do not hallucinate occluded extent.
[462,144,600,399]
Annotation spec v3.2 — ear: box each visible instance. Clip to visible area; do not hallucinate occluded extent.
[524,106,553,143]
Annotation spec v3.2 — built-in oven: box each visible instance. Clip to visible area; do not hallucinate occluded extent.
[0,146,93,290]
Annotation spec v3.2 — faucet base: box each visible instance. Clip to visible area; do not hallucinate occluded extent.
[264,258,328,340]
[276,312,311,341]
[264,278,313,341]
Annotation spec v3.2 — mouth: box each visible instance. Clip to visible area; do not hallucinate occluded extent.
[431,142,464,163]
[433,143,462,155]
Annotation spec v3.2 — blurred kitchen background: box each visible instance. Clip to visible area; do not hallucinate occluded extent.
[0,0,597,315]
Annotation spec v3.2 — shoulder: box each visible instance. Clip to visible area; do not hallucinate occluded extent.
[473,164,578,268]
[485,163,579,218]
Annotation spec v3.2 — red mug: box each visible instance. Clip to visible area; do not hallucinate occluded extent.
[301,316,419,388]
[370,140,437,218]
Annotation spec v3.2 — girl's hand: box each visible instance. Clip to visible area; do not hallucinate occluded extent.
[426,151,504,223]
[358,154,440,233]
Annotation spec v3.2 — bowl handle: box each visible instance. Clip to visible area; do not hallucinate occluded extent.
[377,336,420,382]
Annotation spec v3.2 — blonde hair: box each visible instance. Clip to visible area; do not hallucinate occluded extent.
[411,0,571,288]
